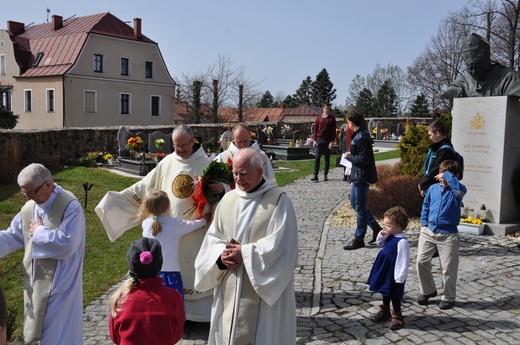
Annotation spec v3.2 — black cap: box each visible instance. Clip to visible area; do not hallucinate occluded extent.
[127,238,163,280]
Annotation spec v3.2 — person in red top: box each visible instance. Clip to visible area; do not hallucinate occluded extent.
[311,101,337,181]
[108,238,184,345]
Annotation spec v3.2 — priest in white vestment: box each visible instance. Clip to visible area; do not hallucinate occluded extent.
[195,148,298,345]
[0,163,85,345]
[214,123,276,184]
[96,125,226,322]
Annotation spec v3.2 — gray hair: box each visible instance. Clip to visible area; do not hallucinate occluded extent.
[172,125,194,140]
[236,148,263,170]
[17,163,53,187]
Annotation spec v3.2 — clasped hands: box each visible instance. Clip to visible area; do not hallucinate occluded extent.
[29,216,43,236]
[221,242,243,269]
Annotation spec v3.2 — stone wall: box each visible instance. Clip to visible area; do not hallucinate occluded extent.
[0,121,314,183]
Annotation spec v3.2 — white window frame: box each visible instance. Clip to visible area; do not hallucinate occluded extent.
[150,95,161,116]
[1,88,12,111]
[120,93,131,115]
[84,90,97,113]
[46,88,55,112]
[93,54,103,73]
[120,57,130,76]
[145,60,154,78]
[0,54,5,75]
[24,89,32,112]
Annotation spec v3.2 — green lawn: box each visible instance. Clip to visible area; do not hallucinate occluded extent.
[0,149,398,341]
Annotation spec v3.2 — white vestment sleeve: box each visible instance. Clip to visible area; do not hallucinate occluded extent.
[95,191,140,242]
[241,194,298,306]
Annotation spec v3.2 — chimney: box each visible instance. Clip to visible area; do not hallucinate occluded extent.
[7,21,25,35]
[133,18,142,40]
[52,15,63,31]
[279,104,286,109]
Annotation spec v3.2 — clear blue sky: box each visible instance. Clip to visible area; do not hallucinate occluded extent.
[2,0,469,105]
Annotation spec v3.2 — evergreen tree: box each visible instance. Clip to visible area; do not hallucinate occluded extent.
[256,91,275,107]
[282,94,298,108]
[355,88,375,117]
[293,76,314,105]
[0,106,18,129]
[410,93,430,117]
[374,80,398,117]
[312,68,337,106]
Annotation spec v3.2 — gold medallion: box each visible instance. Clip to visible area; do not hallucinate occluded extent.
[172,174,195,199]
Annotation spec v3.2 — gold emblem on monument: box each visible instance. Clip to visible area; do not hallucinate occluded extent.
[172,174,195,198]
[471,112,485,130]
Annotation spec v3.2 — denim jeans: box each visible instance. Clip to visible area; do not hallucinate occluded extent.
[314,138,331,176]
[350,181,381,241]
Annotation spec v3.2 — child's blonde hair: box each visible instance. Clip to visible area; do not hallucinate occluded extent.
[383,206,409,230]
[137,189,171,236]
[108,275,134,318]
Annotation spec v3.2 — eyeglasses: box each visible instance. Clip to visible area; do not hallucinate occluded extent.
[173,141,193,150]
[21,180,47,197]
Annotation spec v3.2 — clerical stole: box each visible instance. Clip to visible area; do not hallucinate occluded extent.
[219,187,283,345]
[21,191,75,344]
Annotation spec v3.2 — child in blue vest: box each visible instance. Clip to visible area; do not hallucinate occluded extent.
[367,206,410,330]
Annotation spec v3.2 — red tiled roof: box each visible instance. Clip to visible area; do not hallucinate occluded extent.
[11,12,154,78]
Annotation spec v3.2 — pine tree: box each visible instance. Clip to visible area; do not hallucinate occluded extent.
[256,91,275,107]
[410,93,430,117]
[293,76,314,105]
[374,80,398,117]
[355,88,375,117]
[312,68,337,106]
[0,106,18,129]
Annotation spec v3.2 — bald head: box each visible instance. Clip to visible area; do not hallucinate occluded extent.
[232,148,263,192]
[232,124,251,149]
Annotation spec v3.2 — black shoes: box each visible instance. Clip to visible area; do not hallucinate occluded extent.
[439,300,455,310]
[324,175,329,181]
[417,291,438,305]
[343,240,365,250]
[311,175,318,181]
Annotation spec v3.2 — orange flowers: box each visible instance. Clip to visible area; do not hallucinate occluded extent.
[125,136,144,151]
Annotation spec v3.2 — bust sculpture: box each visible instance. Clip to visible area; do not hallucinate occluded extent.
[441,33,520,98]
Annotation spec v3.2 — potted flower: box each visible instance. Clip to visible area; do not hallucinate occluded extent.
[103,153,116,165]
[458,217,485,235]
[155,138,166,153]
[250,131,257,141]
[280,124,292,139]
[125,136,144,159]
[154,152,166,163]
[262,126,274,144]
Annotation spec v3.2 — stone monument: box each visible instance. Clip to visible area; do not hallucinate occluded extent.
[451,96,520,235]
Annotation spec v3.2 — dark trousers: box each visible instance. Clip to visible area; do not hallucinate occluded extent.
[314,138,331,176]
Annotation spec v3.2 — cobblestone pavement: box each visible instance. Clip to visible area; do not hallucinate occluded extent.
[84,160,520,345]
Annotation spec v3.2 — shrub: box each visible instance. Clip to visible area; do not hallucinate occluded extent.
[76,152,102,167]
[367,164,423,219]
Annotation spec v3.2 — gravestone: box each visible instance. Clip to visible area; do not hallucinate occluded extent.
[149,130,172,154]
[220,131,232,150]
[117,126,135,158]
[452,96,520,235]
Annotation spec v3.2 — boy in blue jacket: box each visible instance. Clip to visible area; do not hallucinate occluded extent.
[416,160,466,310]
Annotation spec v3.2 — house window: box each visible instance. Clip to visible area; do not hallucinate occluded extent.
[1,89,11,111]
[93,54,103,73]
[121,57,129,76]
[0,54,5,75]
[24,90,32,112]
[33,52,44,66]
[120,93,131,115]
[145,61,154,78]
[46,89,55,112]
[151,96,160,116]
[84,90,97,113]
